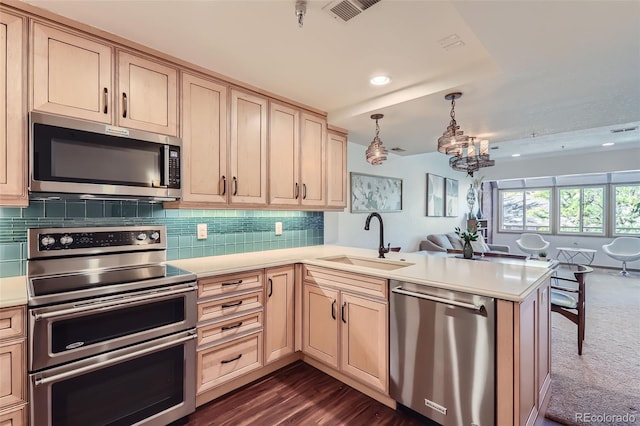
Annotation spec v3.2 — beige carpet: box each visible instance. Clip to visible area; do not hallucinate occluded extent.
[545,266,640,425]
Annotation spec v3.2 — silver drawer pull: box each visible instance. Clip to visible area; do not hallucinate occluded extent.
[221,300,243,309]
[221,354,242,364]
[222,279,243,287]
[221,322,243,331]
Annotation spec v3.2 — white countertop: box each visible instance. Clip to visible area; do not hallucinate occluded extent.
[0,245,554,308]
[170,245,554,302]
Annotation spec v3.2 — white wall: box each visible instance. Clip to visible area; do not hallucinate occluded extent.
[324,142,474,252]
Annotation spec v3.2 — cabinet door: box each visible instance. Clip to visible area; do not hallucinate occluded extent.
[117,51,177,136]
[300,113,326,207]
[181,73,228,203]
[264,266,295,364]
[229,89,267,205]
[340,292,388,393]
[0,10,27,206]
[537,281,551,405]
[268,102,300,206]
[326,131,347,208]
[517,291,538,426]
[31,22,112,123]
[302,284,338,369]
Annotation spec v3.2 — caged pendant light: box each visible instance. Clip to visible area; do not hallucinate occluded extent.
[366,113,388,165]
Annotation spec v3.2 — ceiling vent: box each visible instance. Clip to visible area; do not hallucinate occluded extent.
[610,126,638,134]
[323,0,382,23]
[391,147,406,152]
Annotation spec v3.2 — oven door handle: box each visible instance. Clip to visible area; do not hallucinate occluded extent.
[34,332,197,386]
[32,285,197,321]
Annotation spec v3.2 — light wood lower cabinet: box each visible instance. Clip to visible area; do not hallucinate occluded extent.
[0,306,27,424]
[264,266,295,364]
[0,8,27,207]
[302,265,388,394]
[496,277,551,425]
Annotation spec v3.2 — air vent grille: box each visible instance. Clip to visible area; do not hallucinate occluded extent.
[391,147,406,152]
[324,0,382,23]
[611,126,638,133]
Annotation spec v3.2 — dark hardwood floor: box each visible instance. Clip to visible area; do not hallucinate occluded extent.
[182,361,566,425]
[182,361,427,425]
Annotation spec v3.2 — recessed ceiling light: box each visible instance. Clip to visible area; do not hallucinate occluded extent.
[512,153,521,157]
[602,142,615,147]
[370,75,391,86]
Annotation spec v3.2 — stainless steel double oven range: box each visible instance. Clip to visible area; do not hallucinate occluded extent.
[26,225,197,426]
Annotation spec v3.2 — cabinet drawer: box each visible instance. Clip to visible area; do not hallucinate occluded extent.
[196,332,262,394]
[0,307,25,341]
[0,340,25,409]
[198,291,263,324]
[198,270,263,299]
[197,311,263,348]
[0,404,27,426]
[303,265,387,299]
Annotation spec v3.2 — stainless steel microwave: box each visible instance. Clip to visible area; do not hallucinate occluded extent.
[29,112,182,201]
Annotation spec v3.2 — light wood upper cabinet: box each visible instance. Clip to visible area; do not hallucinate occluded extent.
[300,113,326,207]
[180,73,228,204]
[264,266,295,364]
[268,102,300,206]
[326,130,347,208]
[117,51,178,136]
[0,9,27,206]
[31,22,113,123]
[229,89,268,205]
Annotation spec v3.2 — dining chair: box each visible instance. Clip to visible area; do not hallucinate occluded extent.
[516,233,550,257]
[550,265,593,355]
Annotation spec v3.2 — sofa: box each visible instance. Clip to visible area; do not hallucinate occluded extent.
[419,232,510,253]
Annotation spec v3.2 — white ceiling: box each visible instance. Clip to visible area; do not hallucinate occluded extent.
[24,0,640,160]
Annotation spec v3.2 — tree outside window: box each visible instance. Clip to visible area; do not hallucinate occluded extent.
[614,184,640,235]
[500,189,551,232]
[559,186,604,234]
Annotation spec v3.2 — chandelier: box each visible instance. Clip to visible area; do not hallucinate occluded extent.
[437,91,495,176]
[437,92,470,155]
[366,113,388,165]
[449,137,495,177]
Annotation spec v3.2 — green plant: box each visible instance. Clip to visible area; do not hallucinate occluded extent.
[455,226,478,243]
[538,251,548,257]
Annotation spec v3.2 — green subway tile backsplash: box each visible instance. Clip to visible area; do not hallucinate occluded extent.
[0,200,323,278]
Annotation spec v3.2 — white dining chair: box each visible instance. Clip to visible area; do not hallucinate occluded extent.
[602,237,640,276]
[515,233,550,257]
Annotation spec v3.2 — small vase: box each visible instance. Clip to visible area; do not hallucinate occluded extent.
[463,241,473,259]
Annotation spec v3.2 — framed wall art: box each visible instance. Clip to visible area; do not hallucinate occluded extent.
[445,177,459,217]
[350,172,403,213]
[426,173,445,216]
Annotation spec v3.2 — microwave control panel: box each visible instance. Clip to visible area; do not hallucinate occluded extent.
[168,147,181,189]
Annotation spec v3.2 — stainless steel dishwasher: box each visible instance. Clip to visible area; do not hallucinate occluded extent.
[389,280,495,426]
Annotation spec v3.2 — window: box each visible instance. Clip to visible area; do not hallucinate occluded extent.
[500,189,551,232]
[558,186,605,234]
[613,184,640,235]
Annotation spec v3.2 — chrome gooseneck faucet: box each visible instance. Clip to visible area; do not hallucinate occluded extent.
[364,212,390,258]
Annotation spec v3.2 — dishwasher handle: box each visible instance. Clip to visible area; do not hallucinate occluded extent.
[391,286,485,312]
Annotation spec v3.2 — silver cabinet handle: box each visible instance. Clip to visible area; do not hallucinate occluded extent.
[34,332,196,386]
[391,286,485,312]
[103,88,108,114]
[233,176,238,196]
[32,285,196,320]
[221,176,227,196]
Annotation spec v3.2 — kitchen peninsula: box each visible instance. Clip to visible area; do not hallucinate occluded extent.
[1,245,552,426]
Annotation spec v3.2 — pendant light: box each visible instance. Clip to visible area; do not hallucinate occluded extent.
[366,113,388,165]
[437,92,470,155]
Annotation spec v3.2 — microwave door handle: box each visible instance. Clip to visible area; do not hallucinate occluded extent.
[152,145,170,189]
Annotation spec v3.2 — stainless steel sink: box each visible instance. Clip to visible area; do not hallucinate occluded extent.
[318,255,414,271]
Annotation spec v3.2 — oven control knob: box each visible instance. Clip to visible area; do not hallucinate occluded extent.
[41,236,55,247]
[60,235,74,246]
[150,232,160,241]
[136,233,148,241]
